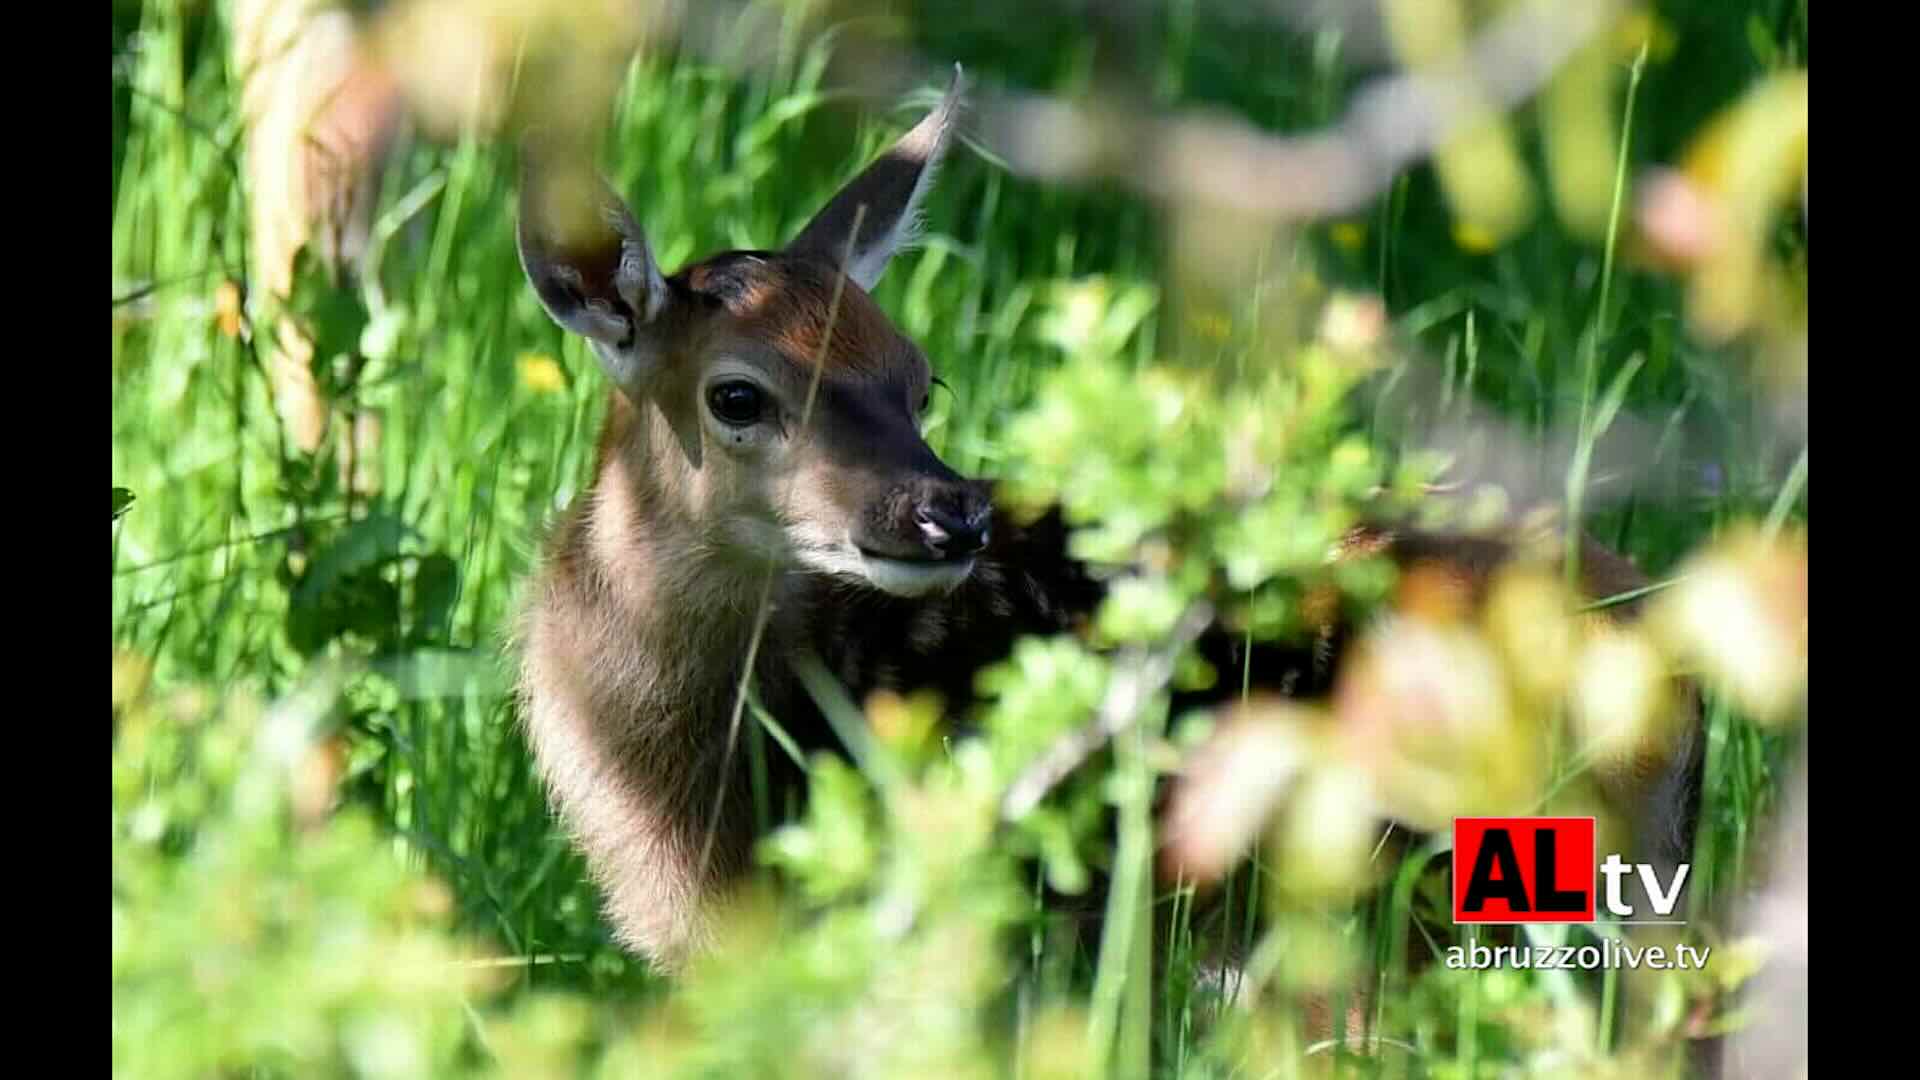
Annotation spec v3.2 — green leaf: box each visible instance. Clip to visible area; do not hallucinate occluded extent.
[286,514,417,655]
[288,244,371,375]
[294,514,415,608]
[410,554,460,642]
[1096,577,1189,644]
[1746,15,1778,66]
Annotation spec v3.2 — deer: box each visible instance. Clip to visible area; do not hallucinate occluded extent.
[510,68,1703,979]
[230,0,407,470]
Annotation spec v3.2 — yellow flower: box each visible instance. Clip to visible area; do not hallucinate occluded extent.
[516,352,567,394]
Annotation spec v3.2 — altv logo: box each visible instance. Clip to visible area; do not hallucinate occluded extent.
[1451,817,1691,925]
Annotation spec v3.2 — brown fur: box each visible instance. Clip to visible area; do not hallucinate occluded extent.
[688,256,917,382]
[518,475,780,966]
[512,75,1701,988]
[514,246,945,967]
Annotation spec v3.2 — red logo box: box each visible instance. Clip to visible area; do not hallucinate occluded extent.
[1452,817,1596,924]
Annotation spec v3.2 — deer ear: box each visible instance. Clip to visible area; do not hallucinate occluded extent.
[517,150,676,396]
[786,66,968,292]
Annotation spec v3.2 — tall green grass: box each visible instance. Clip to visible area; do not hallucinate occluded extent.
[113,0,1806,1074]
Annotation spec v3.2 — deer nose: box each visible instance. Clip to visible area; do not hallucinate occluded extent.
[914,492,991,559]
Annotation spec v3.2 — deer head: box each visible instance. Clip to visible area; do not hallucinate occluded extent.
[517,70,988,598]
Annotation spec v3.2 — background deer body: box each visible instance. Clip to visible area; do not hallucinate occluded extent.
[515,75,1700,972]
[230,0,407,461]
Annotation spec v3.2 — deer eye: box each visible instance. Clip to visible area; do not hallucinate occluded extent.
[707,380,767,426]
[921,376,949,416]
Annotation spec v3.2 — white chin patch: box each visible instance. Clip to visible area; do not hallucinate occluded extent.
[789,541,977,597]
[855,550,976,597]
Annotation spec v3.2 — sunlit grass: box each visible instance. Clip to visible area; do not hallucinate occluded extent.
[113,1,1805,1075]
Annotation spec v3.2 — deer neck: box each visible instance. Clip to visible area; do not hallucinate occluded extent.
[566,392,803,745]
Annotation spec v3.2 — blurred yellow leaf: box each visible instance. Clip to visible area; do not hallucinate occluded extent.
[1543,39,1619,241]
[1384,0,1537,249]
[113,649,155,711]
[1334,616,1543,829]
[369,0,661,139]
[1665,71,1809,340]
[1649,525,1807,724]
[1016,1005,1096,1080]
[866,687,943,761]
[1614,8,1679,63]
[1452,219,1502,254]
[1270,763,1379,905]
[1159,702,1317,885]
[1572,627,1673,763]
[1483,568,1578,706]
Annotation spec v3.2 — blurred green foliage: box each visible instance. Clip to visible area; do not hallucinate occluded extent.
[112,1,1805,1076]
